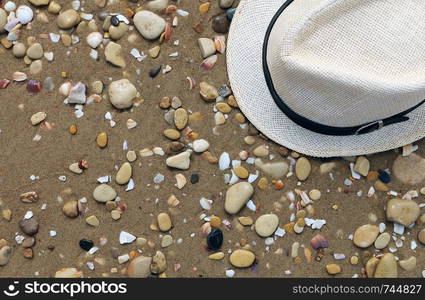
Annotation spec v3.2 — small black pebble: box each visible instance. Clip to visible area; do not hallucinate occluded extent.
[111,15,120,26]
[378,169,391,183]
[190,173,199,184]
[149,66,161,78]
[79,239,94,251]
[212,14,230,34]
[207,228,223,251]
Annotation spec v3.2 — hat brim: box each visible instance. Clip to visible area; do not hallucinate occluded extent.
[227,0,425,157]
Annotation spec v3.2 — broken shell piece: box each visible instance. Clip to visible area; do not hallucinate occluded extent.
[214,35,226,54]
[86,32,103,48]
[67,82,87,104]
[310,234,329,250]
[30,112,46,125]
[59,82,72,97]
[12,72,27,82]
[200,54,217,71]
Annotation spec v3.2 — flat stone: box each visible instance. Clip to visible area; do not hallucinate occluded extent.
[116,162,132,185]
[209,252,225,260]
[326,264,341,275]
[22,237,35,248]
[0,246,11,266]
[63,200,78,218]
[393,153,425,185]
[354,156,370,177]
[418,229,425,245]
[29,60,42,75]
[127,256,152,278]
[146,0,168,11]
[254,214,279,237]
[386,198,420,226]
[26,43,44,60]
[199,82,219,101]
[374,232,390,250]
[374,253,398,278]
[108,79,137,109]
[86,215,99,227]
[253,145,269,157]
[126,151,137,162]
[31,111,46,125]
[28,0,50,6]
[93,184,117,202]
[254,159,289,178]
[19,218,39,236]
[96,132,108,148]
[161,235,173,248]
[193,139,209,153]
[133,10,166,40]
[198,38,216,58]
[0,9,7,34]
[13,42,26,57]
[238,216,253,226]
[57,9,80,29]
[295,157,311,181]
[166,151,191,170]
[353,224,379,248]
[229,249,255,268]
[105,42,126,68]
[157,212,172,232]
[224,182,254,214]
[399,256,416,272]
[174,108,188,130]
[151,251,167,274]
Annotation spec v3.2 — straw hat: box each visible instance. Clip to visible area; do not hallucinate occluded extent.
[227,0,425,157]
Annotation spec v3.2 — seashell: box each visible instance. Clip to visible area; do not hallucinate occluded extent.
[172,16,178,27]
[59,82,72,97]
[165,5,177,15]
[7,29,20,41]
[0,79,11,89]
[199,197,212,210]
[16,5,33,25]
[167,195,180,207]
[126,118,137,129]
[163,23,172,43]
[214,35,226,54]
[27,80,42,93]
[4,17,19,32]
[12,72,27,82]
[67,82,87,104]
[4,1,17,12]
[186,76,196,90]
[200,222,212,235]
[310,234,329,250]
[86,32,103,49]
[200,55,218,71]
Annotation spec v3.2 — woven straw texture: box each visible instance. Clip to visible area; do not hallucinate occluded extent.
[227,0,425,157]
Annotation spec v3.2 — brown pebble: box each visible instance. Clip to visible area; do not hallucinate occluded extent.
[69,124,78,135]
[96,132,108,148]
[23,248,33,259]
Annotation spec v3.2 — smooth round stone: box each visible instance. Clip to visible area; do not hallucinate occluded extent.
[79,239,93,251]
[174,108,188,130]
[386,198,420,226]
[207,228,223,250]
[353,224,379,248]
[229,249,255,268]
[212,14,229,33]
[418,229,425,245]
[326,264,341,275]
[399,256,416,271]
[254,159,289,178]
[29,60,42,74]
[86,32,103,48]
[393,153,425,185]
[151,251,167,274]
[161,235,173,248]
[193,139,210,153]
[224,182,254,214]
[19,218,39,236]
[166,151,191,170]
[157,212,172,232]
[163,128,181,140]
[57,9,80,29]
[22,237,35,248]
[295,157,311,181]
[63,200,78,218]
[16,5,34,25]
[108,79,137,109]
[0,246,11,266]
[133,10,166,40]
[13,42,26,58]
[93,184,117,202]
[28,0,50,6]
[354,156,370,177]
[309,189,321,200]
[200,81,219,101]
[254,214,279,237]
[146,0,168,11]
[31,111,46,125]
[109,22,129,40]
[0,9,7,34]
[115,162,132,185]
[220,0,234,8]
[96,132,108,148]
[26,43,44,60]
[374,232,390,250]
[253,145,269,157]
[374,253,398,278]
[127,256,152,278]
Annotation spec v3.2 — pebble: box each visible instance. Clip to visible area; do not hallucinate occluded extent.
[63,200,78,218]
[79,239,94,251]
[295,157,311,181]
[16,5,34,25]
[115,162,132,185]
[374,253,398,278]
[174,108,188,130]
[55,268,83,278]
[133,10,166,40]
[67,82,86,104]
[0,9,5,34]
[386,198,420,226]
[30,60,43,75]
[399,256,416,272]
[86,32,103,48]
[57,9,80,29]
[19,218,39,236]
[229,249,255,268]
[93,184,117,202]
[254,159,289,178]
[151,251,167,274]
[30,112,46,125]
[220,0,234,8]
[127,256,152,278]
[96,132,108,148]
[161,235,173,248]
[108,79,137,109]
[13,42,27,58]
[164,129,181,140]
[198,38,216,58]
[105,42,126,68]
[157,212,172,232]
[374,232,390,250]
[234,166,249,179]
[209,252,225,260]
[254,214,279,237]
[22,237,35,248]
[148,46,161,58]
[193,139,210,153]
[224,182,254,214]
[149,66,162,78]
[199,81,219,101]
[146,0,168,11]
[28,0,50,6]
[309,189,321,200]
[0,246,12,266]
[353,224,379,248]
[354,156,370,177]
[109,22,129,40]
[212,14,229,33]
[26,43,44,60]
[253,145,269,157]
[207,228,223,250]
[166,151,191,170]
[418,229,425,245]
[393,153,425,185]
[326,264,341,275]
[86,215,99,227]
[126,151,137,162]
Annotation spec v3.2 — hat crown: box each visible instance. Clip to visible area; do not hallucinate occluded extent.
[266,0,425,127]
